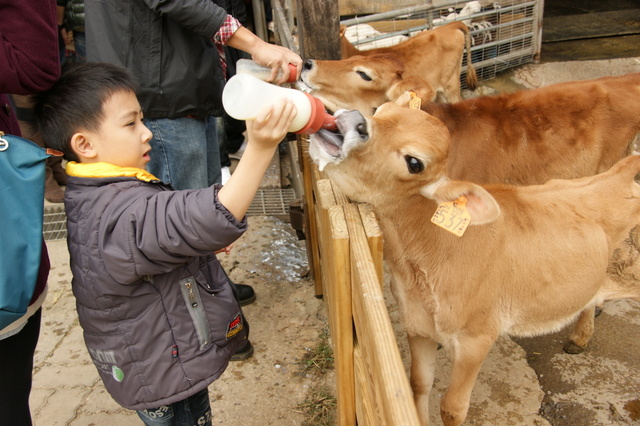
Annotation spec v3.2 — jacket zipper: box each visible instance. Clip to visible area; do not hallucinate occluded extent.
[179,277,212,351]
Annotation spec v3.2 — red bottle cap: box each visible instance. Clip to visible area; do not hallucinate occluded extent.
[286,63,298,83]
[296,93,337,134]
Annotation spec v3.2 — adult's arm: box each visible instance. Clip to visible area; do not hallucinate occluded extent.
[143,0,301,83]
[143,0,227,39]
[0,0,60,94]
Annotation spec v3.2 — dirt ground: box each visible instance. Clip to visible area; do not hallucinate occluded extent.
[209,215,332,426]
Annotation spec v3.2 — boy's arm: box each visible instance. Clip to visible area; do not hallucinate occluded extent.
[218,98,296,219]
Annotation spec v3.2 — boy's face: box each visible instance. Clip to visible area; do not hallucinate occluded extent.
[85,90,153,169]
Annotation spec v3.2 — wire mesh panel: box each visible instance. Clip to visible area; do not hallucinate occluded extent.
[246,188,297,217]
[43,204,67,241]
[340,0,542,87]
[42,188,298,241]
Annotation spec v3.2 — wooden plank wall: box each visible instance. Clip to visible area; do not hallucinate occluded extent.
[339,0,425,16]
[300,137,421,425]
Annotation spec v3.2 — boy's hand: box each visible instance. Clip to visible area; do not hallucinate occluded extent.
[218,98,297,221]
[214,245,233,255]
[245,98,297,151]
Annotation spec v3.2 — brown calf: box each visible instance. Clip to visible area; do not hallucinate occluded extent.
[308,102,640,425]
[300,21,477,106]
[308,72,640,356]
[306,71,640,185]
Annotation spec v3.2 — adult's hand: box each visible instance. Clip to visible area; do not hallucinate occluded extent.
[226,26,302,85]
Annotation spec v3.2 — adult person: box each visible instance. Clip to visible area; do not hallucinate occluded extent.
[0,0,61,424]
[11,93,67,203]
[220,0,252,184]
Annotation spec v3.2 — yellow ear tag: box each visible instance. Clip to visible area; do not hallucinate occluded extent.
[409,91,422,110]
[431,196,471,237]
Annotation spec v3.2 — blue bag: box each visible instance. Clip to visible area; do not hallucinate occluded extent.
[0,132,62,329]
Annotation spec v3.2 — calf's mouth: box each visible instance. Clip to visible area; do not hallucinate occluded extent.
[312,110,368,159]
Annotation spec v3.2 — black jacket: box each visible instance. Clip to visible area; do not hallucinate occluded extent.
[85,0,228,119]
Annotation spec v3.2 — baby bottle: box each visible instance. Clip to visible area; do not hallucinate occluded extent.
[222,73,337,134]
[236,58,298,83]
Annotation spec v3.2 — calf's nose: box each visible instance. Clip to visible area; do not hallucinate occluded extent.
[337,110,368,141]
[303,59,315,71]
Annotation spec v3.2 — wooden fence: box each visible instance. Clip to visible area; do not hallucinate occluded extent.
[270,3,420,423]
[298,137,421,425]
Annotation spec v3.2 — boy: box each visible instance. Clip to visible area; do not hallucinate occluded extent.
[33,62,296,425]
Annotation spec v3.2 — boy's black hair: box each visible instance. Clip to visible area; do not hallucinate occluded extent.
[33,62,140,162]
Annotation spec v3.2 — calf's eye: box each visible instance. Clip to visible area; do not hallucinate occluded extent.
[405,156,424,174]
[356,71,372,81]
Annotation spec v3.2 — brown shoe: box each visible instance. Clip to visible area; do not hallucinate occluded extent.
[44,166,65,203]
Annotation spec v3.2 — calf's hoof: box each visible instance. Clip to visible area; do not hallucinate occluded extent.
[563,341,586,354]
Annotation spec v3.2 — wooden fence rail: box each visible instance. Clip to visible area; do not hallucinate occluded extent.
[299,138,421,425]
[271,3,420,422]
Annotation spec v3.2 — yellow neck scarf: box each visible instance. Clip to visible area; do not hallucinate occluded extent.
[65,162,160,183]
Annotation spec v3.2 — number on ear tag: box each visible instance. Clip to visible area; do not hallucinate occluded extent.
[431,196,471,237]
[409,91,422,110]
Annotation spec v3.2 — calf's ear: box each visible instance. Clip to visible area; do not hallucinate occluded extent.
[421,180,501,225]
[387,76,436,106]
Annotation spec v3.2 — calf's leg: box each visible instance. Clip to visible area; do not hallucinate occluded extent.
[564,305,596,354]
[440,334,495,426]
[408,334,439,426]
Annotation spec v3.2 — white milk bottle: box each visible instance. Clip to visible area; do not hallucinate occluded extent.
[222,73,336,134]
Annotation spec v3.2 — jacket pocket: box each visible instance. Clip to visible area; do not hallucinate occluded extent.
[191,271,248,350]
[179,276,213,351]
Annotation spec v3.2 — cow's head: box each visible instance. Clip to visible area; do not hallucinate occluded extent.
[309,102,500,224]
[299,55,436,115]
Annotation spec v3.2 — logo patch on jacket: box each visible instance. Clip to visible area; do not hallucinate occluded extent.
[88,348,125,382]
[226,314,243,339]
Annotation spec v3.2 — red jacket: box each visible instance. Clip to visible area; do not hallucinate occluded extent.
[0,0,60,310]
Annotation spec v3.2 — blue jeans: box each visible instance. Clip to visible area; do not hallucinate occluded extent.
[73,31,86,63]
[136,388,212,426]
[145,116,223,190]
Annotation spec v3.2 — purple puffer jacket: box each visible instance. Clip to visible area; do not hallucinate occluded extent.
[65,172,249,409]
